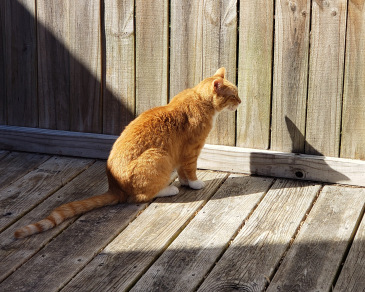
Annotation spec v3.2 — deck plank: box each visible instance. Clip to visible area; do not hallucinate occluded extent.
[334,207,365,291]
[0,161,103,282]
[131,175,274,291]
[0,161,146,291]
[267,185,365,291]
[0,152,50,189]
[198,179,321,291]
[0,151,9,160]
[0,156,93,232]
[62,171,228,291]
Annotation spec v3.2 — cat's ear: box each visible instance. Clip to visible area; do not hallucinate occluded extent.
[213,78,224,94]
[213,67,226,79]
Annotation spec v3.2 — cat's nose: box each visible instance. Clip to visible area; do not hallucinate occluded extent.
[237,96,242,104]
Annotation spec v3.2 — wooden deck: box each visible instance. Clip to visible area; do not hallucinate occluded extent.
[0,151,364,292]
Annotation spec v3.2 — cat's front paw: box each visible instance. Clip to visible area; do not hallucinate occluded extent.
[188,180,205,190]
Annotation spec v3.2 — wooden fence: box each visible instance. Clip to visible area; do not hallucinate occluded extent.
[1,0,364,160]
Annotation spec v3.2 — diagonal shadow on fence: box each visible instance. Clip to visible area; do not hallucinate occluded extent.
[0,0,134,135]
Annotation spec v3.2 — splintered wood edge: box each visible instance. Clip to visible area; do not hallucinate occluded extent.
[0,125,364,186]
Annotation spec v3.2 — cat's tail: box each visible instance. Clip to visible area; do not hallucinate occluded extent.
[14,191,120,239]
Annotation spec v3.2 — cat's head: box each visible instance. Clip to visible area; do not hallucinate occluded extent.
[209,68,241,112]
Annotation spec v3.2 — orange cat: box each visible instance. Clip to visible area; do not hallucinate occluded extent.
[14,68,241,238]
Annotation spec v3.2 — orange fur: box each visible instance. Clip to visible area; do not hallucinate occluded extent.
[14,68,241,238]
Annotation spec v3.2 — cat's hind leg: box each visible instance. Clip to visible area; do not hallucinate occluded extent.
[126,149,177,203]
[156,185,179,197]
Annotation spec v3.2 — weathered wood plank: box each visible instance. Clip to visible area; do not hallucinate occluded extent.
[131,175,274,291]
[305,0,347,156]
[103,0,135,135]
[341,0,365,160]
[0,152,50,189]
[0,156,93,232]
[267,185,365,291]
[4,0,38,127]
[1,127,365,186]
[170,0,202,98]
[203,0,237,146]
[198,144,365,186]
[0,151,9,161]
[198,179,321,291]
[271,0,311,152]
[62,171,228,291]
[0,162,145,290]
[334,209,365,291]
[37,0,70,130]
[135,0,168,115]
[170,0,237,146]
[0,1,5,125]
[69,0,102,133]
[236,0,273,149]
[0,126,117,159]
[0,161,103,282]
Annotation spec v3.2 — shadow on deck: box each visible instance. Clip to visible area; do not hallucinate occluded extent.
[0,151,364,291]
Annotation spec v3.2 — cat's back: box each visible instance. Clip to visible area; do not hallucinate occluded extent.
[109,101,187,160]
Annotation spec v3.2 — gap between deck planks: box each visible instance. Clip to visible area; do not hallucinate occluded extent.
[1,152,365,292]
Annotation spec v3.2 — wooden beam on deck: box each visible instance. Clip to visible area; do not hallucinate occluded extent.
[0,125,365,187]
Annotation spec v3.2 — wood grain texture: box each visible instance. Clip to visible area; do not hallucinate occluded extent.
[202,0,237,146]
[135,0,168,115]
[0,156,93,232]
[0,1,5,124]
[198,144,365,186]
[0,126,117,159]
[170,0,203,98]
[170,0,237,146]
[340,0,365,160]
[4,0,38,127]
[69,0,102,133]
[271,0,311,152]
[0,161,104,282]
[236,0,273,149]
[37,0,70,130]
[0,162,145,291]
[103,0,135,135]
[0,152,50,190]
[305,0,347,156]
[62,171,228,292]
[334,207,365,292]
[1,127,365,186]
[131,175,274,292]
[267,185,365,292]
[198,180,321,291]
[0,150,9,160]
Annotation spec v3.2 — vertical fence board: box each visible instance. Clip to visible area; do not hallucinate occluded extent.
[203,0,237,146]
[170,1,202,98]
[37,0,70,130]
[170,0,237,146]
[69,0,102,133]
[103,0,135,135]
[4,0,38,127]
[0,1,6,124]
[305,0,347,157]
[341,0,365,160]
[236,0,273,149]
[135,0,168,115]
[271,0,311,153]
